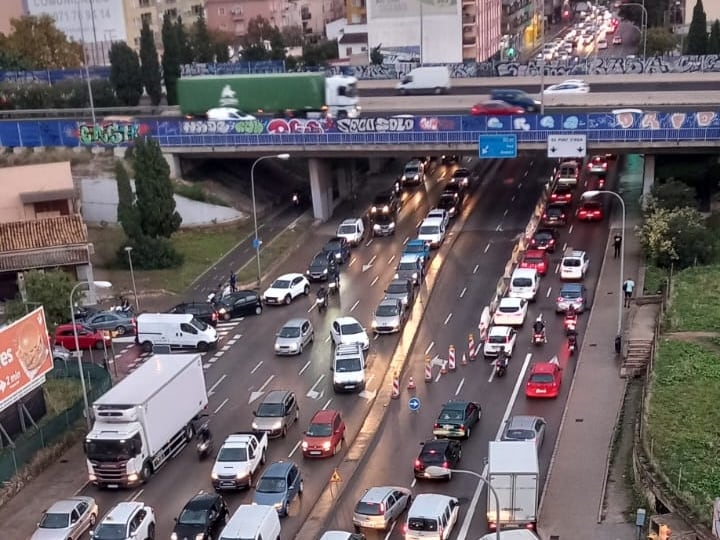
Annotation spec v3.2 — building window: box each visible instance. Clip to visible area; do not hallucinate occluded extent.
[141,12,152,26]
[361,46,367,52]
[346,47,352,55]
[138,0,150,7]
[165,8,177,18]
[34,200,69,216]
[219,7,225,15]
[191,4,203,16]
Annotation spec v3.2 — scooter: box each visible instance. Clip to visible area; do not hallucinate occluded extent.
[328,279,339,296]
[292,192,301,207]
[316,292,328,313]
[532,331,545,346]
[563,313,578,336]
[494,355,509,378]
[196,423,213,460]
[568,333,578,356]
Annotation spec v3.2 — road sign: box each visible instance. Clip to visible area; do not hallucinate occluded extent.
[330,468,342,482]
[409,397,421,411]
[252,237,262,250]
[547,134,587,159]
[479,134,517,159]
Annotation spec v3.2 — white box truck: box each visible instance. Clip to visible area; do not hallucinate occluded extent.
[84,354,208,488]
[396,66,451,95]
[487,441,539,530]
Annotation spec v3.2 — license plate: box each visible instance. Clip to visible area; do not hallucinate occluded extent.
[536,388,547,394]
[220,482,234,487]
[107,484,118,488]
[443,425,453,430]
[310,451,322,455]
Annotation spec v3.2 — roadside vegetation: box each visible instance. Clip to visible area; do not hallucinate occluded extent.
[173,181,230,207]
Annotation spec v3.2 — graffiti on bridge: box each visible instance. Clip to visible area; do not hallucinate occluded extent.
[76,121,150,145]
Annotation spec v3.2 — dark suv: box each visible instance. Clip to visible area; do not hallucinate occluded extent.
[214,290,263,320]
[370,190,400,217]
[169,302,219,327]
[490,89,540,112]
[306,251,335,281]
[172,493,228,540]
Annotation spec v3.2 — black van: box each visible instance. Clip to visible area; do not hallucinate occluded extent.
[490,89,540,112]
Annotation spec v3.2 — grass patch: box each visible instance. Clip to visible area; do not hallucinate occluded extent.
[174,182,230,207]
[643,264,667,295]
[646,338,720,523]
[667,265,720,331]
[43,378,83,414]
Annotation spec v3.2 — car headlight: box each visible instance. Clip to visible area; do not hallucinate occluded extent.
[211,471,218,479]
[88,473,97,481]
[394,273,399,279]
[372,321,378,328]
[306,270,310,275]
[274,343,281,351]
[171,533,178,540]
[388,222,395,229]
[323,268,328,274]
[382,205,389,213]
[335,253,342,259]
[252,421,259,430]
[371,206,377,213]
[412,272,418,279]
[272,420,282,429]
[237,471,248,479]
[218,307,227,314]
[413,174,419,180]
[289,343,298,350]
[127,473,138,482]
[195,534,205,540]
[301,441,308,450]
[322,441,332,451]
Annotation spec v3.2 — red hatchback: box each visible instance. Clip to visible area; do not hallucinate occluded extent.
[471,100,525,116]
[525,361,562,398]
[54,324,112,350]
[577,200,604,221]
[519,249,550,276]
[302,409,345,458]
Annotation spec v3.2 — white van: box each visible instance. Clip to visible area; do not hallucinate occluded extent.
[136,313,218,353]
[396,67,451,95]
[404,494,460,540]
[508,268,540,301]
[220,504,281,540]
[336,218,365,247]
[332,343,366,393]
[417,217,446,248]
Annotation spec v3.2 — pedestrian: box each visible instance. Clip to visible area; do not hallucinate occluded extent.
[229,271,237,293]
[613,233,622,259]
[622,277,635,307]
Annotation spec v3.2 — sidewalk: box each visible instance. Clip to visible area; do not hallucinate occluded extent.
[537,158,644,540]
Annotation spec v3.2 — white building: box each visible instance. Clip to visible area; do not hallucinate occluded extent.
[327,19,369,60]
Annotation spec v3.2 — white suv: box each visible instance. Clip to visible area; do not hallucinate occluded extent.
[560,249,589,280]
[91,502,155,540]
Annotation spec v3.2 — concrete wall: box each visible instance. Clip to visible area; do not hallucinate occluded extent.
[0,162,75,223]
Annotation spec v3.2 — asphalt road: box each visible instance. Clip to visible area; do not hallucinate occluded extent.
[324,161,618,540]
[76,156,503,539]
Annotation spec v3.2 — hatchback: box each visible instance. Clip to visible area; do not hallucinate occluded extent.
[372,297,406,334]
[542,204,568,226]
[274,318,314,355]
[519,249,549,276]
[253,461,304,516]
[483,326,517,358]
[353,486,412,531]
[413,439,462,479]
[92,502,155,540]
[252,390,299,438]
[169,302,219,327]
[525,361,563,398]
[384,278,415,308]
[501,415,547,448]
[215,290,263,319]
[576,200,604,221]
[323,237,351,264]
[302,409,346,458]
[549,185,574,205]
[556,283,588,313]
[171,492,228,540]
[331,316,370,349]
[54,324,111,351]
[529,228,558,252]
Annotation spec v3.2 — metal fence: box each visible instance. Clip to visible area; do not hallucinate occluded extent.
[0,363,111,484]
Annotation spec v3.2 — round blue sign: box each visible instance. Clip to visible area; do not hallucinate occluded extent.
[408,397,421,411]
[252,237,262,250]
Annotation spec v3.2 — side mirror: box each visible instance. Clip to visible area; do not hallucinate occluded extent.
[302,431,307,435]
[330,366,334,371]
[252,410,257,416]
[419,441,425,446]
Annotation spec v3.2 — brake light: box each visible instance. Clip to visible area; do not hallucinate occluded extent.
[414,459,422,468]
[593,210,601,216]
[542,213,547,219]
[459,425,466,431]
[561,214,565,218]
[578,210,587,217]
[433,423,439,429]
[557,296,564,302]
[549,238,555,244]
[442,461,449,468]
[379,503,385,514]
[403,524,407,535]
[212,312,218,321]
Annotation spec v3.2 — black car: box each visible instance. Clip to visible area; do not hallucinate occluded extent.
[449,168,470,189]
[370,212,397,237]
[370,190,400,217]
[215,290,263,320]
[542,204,568,226]
[323,236,351,264]
[442,182,464,201]
[432,400,482,439]
[529,228,558,252]
[172,492,229,540]
[169,302,219,327]
[306,251,335,281]
[413,439,462,480]
[437,192,461,219]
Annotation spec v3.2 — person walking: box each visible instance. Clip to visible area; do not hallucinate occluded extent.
[229,271,237,293]
[623,277,635,307]
[613,233,622,259]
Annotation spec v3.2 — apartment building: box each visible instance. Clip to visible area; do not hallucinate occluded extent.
[0,0,24,35]
[123,0,205,52]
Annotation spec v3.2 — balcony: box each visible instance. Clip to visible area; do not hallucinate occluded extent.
[462,33,476,46]
[301,8,311,20]
[462,14,476,25]
[462,0,475,6]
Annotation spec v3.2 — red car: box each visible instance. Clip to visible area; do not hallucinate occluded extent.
[549,185,574,205]
[587,155,608,173]
[302,409,345,458]
[519,249,550,276]
[525,361,562,398]
[54,324,112,350]
[577,200,604,221]
[471,100,525,116]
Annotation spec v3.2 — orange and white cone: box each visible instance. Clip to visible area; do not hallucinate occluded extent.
[391,372,400,399]
[468,333,476,361]
[425,355,433,382]
[461,352,468,366]
[407,376,416,390]
[448,345,456,371]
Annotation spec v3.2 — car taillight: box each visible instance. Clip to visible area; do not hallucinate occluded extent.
[443,461,449,468]
[577,297,583,302]
[542,213,547,219]
[459,425,466,431]
[414,459,422,468]
[433,423,439,429]
[403,524,408,534]
[578,211,587,217]
[212,312,218,320]
[561,214,566,219]
[593,210,601,216]
[557,296,564,302]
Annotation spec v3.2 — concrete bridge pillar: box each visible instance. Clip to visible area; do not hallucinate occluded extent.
[335,160,354,201]
[309,158,333,221]
[641,154,655,210]
[163,152,182,179]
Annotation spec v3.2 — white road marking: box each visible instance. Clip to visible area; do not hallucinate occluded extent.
[444,313,453,325]
[374,333,379,340]
[366,374,376,387]
[325,335,332,343]
[546,287,552,298]
[519,182,523,188]
[403,236,410,245]
[213,351,223,358]
[214,398,229,414]
[251,361,263,374]
[425,341,435,355]
[387,254,396,265]
[459,287,467,298]
[455,378,465,396]
[370,276,379,286]
[307,302,316,313]
[562,242,567,252]
[495,223,502,232]
[410,478,417,488]
[484,243,490,253]
[569,225,574,234]
[222,344,231,351]
[208,374,227,396]
[349,257,357,267]
[128,489,144,502]
[288,440,302,458]
[384,521,397,540]
[322,399,333,410]
[350,300,360,312]
[298,360,311,376]
[366,239,373,247]
[555,263,560,274]
[473,264,479,274]
[488,364,497,383]
[434,367,443,383]
[307,374,326,399]
[368,255,377,266]
[208,358,218,364]
[503,209,509,216]
[511,195,516,202]
[258,374,275,392]
[417,220,423,228]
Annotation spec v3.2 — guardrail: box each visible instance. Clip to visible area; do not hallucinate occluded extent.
[0,105,178,119]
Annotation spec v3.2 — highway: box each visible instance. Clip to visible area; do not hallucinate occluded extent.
[324,160,617,540]
[75,156,505,538]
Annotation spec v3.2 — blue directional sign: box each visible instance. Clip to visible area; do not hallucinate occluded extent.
[478,134,518,159]
[252,237,262,250]
[408,397,421,412]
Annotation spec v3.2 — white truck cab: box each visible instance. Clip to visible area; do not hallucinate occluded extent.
[336,218,365,247]
[211,433,268,491]
[326,75,361,118]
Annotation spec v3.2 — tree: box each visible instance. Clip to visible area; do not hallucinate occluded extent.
[686,0,708,54]
[210,30,233,63]
[192,12,214,62]
[132,136,182,239]
[0,35,30,70]
[5,269,77,329]
[645,27,678,56]
[302,39,338,67]
[4,15,82,69]
[648,179,696,212]
[241,43,270,62]
[139,19,162,106]
[281,26,304,47]
[175,16,194,65]
[370,45,384,65]
[109,42,143,106]
[709,20,720,54]
[245,16,278,45]
[161,15,181,106]
[115,160,142,240]
[639,207,714,269]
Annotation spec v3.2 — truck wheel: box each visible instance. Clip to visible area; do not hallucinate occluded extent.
[198,341,209,352]
[141,462,153,483]
[146,523,155,539]
[261,450,266,465]
[141,341,153,353]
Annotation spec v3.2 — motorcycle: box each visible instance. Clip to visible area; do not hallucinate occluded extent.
[328,279,339,296]
[563,313,578,336]
[292,192,301,207]
[316,291,328,313]
[568,333,578,355]
[494,355,509,378]
[532,331,545,346]
[196,423,213,460]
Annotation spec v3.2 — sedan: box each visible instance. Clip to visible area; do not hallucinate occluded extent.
[543,80,590,94]
[482,325,517,358]
[501,415,547,448]
[414,439,462,479]
[493,297,528,326]
[31,496,98,540]
[597,38,608,49]
[556,283,588,313]
[519,249,549,276]
[529,228,558,252]
[171,492,228,540]
[549,185,574,206]
[372,297,406,334]
[323,236,351,264]
[470,100,525,116]
[82,311,135,336]
[306,251,334,282]
[542,204,569,226]
[53,324,111,351]
[432,400,481,439]
[169,302,219,327]
[437,192,461,219]
[253,460,303,517]
[262,273,310,305]
[588,155,608,173]
[331,316,370,350]
[577,200,604,221]
[215,290,263,319]
[275,318,314,355]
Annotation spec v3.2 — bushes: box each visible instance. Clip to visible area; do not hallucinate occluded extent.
[116,236,184,270]
[0,79,118,110]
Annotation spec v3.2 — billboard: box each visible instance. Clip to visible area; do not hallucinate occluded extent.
[369,0,458,19]
[0,307,54,413]
[26,0,127,45]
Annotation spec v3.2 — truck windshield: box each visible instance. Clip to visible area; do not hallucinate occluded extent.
[85,437,138,462]
[191,317,208,331]
[335,358,362,372]
[344,82,358,98]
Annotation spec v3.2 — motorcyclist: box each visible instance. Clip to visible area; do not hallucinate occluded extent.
[328,259,340,290]
[532,314,546,343]
[567,328,578,346]
[316,286,328,309]
[197,423,212,444]
[120,297,131,312]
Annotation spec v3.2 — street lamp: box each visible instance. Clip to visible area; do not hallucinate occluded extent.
[76,0,97,125]
[623,2,649,58]
[124,246,139,312]
[70,280,113,430]
[582,190,626,341]
[250,154,291,288]
[536,0,546,114]
[425,466,502,540]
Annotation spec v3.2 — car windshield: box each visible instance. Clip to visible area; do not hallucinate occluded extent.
[373,214,394,224]
[404,166,419,175]
[513,278,533,287]
[271,279,291,289]
[217,447,248,462]
[535,232,552,240]
[419,225,439,235]
[408,518,438,532]
[373,196,392,205]
[453,169,469,177]
[356,501,383,516]
[338,225,355,234]
[524,257,543,265]
[439,409,463,421]
[340,323,363,335]
[583,203,601,210]
[307,422,333,437]
[376,304,398,317]
[530,373,555,384]
[387,283,408,294]
[488,334,507,344]
[310,256,327,267]
[92,523,128,540]
[279,326,301,338]
[438,197,456,208]
[256,476,287,493]
[405,244,423,253]
[325,241,341,250]
[547,207,563,215]
[561,288,581,298]
[398,262,417,271]
[39,512,69,529]
[257,403,284,417]
[564,259,581,267]
[178,507,208,526]
[498,304,519,313]
[336,358,362,372]
[506,429,536,440]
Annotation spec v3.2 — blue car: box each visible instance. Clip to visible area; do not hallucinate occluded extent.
[403,238,430,264]
[252,461,304,516]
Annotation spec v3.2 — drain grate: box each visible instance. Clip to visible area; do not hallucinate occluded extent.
[575,418,584,422]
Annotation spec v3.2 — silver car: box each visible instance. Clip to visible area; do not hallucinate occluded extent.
[372,298,406,334]
[501,415,547,448]
[31,496,98,540]
[82,311,135,336]
[384,279,414,308]
[353,486,412,531]
[274,318,314,355]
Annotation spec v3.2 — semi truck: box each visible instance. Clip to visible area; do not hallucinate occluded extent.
[177,72,361,119]
[487,441,539,530]
[84,354,208,488]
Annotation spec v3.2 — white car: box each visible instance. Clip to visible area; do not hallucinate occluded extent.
[560,250,590,280]
[206,107,256,121]
[417,217,446,248]
[493,297,528,327]
[336,218,365,247]
[597,38,608,49]
[426,208,450,229]
[612,35,623,45]
[543,80,590,94]
[31,497,98,540]
[483,326,518,358]
[262,273,310,305]
[93,502,155,540]
[331,316,370,350]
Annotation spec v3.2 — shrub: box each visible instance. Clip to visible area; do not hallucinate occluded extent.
[117,235,183,270]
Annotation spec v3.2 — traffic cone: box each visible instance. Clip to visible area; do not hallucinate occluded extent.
[461,353,468,366]
[407,376,416,390]
[468,333,476,361]
[424,355,433,382]
[391,372,400,399]
[448,345,456,371]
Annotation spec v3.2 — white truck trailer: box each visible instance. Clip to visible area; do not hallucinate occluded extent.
[487,441,539,530]
[84,354,208,488]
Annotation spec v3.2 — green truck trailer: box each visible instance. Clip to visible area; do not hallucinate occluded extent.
[177,72,360,119]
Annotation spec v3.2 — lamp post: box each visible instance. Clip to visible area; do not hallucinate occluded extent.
[537,0,546,114]
[419,0,424,65]
[623,2,649,58]
[250,154,290,288]
[70,280,113,430]
[426,467,502,540]
[76,0,97,124]
[124,246,139,312]
[582,190,626,340]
